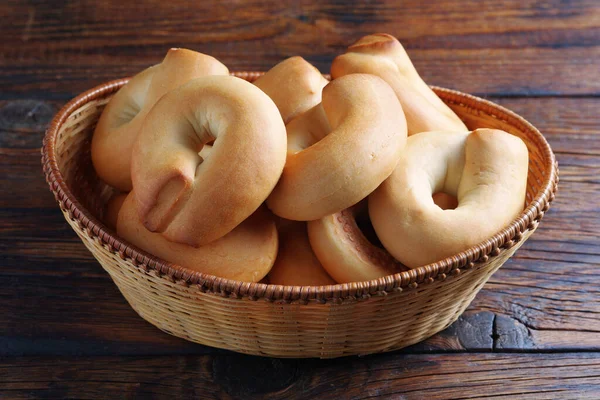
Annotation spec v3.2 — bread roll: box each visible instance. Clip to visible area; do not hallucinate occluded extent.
[267,73,407,221]
[369,129,529,268]
[268,222,336,286]
[92,48,229,191]
[254,56,328,124]
[131,75,287,247]
[331,33,467,135]
[104,192,128,230]
[308,201,407,283]
[116,192,278,282]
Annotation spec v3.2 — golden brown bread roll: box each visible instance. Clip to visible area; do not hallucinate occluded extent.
[91,65,155,192]
[254,56,329,124]
[268,222,336,286]
[307,201,407,283]
[116,192,278,282]
[92,48,229,191]
[105,193,128,230]
[267,73,407,221]
[131,76,287,247]
[369,129,529,268]
[331,33,467,135]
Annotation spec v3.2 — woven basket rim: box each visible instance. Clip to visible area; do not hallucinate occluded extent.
[41,72,559,302]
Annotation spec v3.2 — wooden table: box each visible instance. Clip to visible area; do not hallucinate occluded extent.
[1,1,599,398]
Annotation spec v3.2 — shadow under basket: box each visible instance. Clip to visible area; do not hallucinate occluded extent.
[42,72,558,359]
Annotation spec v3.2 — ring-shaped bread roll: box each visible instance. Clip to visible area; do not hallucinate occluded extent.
[113,192,278,282]
[131,75,287,247]
[331,33,467,135]
[266,73,408,221]
[307,201,407,283]
[369,128,529,269]
[268,222,336,285]
[254,56,329,124]
[306,193,457,284]
[92,48,229,191]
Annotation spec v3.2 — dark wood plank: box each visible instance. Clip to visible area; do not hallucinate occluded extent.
[0,96,598,355]
[1,0,599,98]
[2,353,600,399]
[470,97,600,350]
[494,97,600,155]
[0,100,58,208]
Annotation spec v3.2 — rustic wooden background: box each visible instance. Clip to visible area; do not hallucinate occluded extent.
[1,0,599,398]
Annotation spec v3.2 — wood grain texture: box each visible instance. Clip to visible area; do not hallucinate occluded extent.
[483,97,600,350]
[1,0,599,394]
[0,97,598,356]
[1,0,599,98]
[0,100,57,207]
[2,353,600,399]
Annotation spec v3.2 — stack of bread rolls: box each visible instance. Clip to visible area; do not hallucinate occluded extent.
[95,34,529,286]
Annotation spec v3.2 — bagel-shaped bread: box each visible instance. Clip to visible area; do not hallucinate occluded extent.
[254,56,329,124]
[131,75,287,247]
[92,48,229,191]
[268,222,336,286]
[266,73,408,221]
[116,192,278,282]
[369,128,529,269]
[331,33,467,135]
[307,201,407,283]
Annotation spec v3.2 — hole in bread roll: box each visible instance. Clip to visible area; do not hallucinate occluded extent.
[197,144,213,165]
[432,192,459,210]
[114,98,143,129]
[354,202,385,249]
[286,104,330,154]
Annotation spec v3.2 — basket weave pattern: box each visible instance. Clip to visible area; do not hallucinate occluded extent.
[42,73,558,358]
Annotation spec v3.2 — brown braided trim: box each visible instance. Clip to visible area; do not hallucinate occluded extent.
[42,73,558,303]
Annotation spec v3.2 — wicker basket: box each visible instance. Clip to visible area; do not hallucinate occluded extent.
[42,72,558,358]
